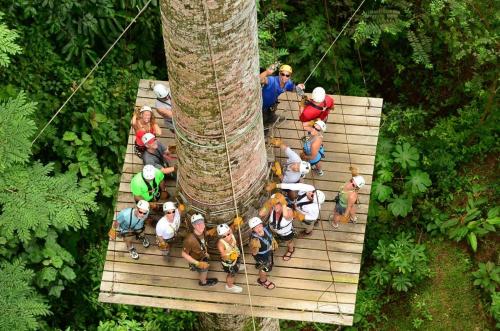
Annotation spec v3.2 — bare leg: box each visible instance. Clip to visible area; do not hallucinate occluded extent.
[199,271,208,284]
[226,274,235,288]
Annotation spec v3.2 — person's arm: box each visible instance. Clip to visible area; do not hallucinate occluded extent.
[277,183,315,192]
[161,166,175,175]
[260,66,275,85]
[131,114,139,131]
[156,107,173,119]
[181,250,198,264]
[153,123,162,136]
[346,192,357,218]
[285,146,301,163]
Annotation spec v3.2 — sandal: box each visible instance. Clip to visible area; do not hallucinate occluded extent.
[283,248,295,261]
[298,230,313,238]
[257,278,276,290]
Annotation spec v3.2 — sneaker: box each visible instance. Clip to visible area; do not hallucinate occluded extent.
[129,247,139,260]
[225,284,243,293]
[314,168,324,176]
[138,235,150,248]
[199,278,218,287]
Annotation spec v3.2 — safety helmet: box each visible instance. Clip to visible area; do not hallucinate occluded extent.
[142,165,156,180]
[352,175,366,189]
[136,200,150,212]
[153,84,170,99]
[314,120,327,132]
[140,105,153,113]
[163,201,176,213]
[191,213,205,224]
[279,64,293,74]
[299,161,311,176]
[141,133,156,145]
[248,217,262,229]
[315,190,326,204]
[217,223,230,236]
[312,87,326,103]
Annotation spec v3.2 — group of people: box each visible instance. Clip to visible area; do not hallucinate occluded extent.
[108,68,366,293]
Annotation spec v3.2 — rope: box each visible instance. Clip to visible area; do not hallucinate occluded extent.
[31,0,152,146]
[303,0,366,85]
[200,2,256,330]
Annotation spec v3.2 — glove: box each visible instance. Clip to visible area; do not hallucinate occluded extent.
[349,166,359,177]
[157,239,169,251]
[271,161,282,177]
[232,216,243,229]
[271,238,279,251]
[197,261,209,269]
[293,210,305,222]
[272,193,287,207]
[108,227,117,240]
[178,203,186,213]
[307,120,315,127]
[249,238,261,255]
[269,137,283,148]
[265,182,277,192]
[206,228,217,237]
[168,145,177,154]
[340,213,350,224]
[229,250,239,261]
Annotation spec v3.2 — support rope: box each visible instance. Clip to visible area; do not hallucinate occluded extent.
[31,0,152,146]
[200,2,257,330]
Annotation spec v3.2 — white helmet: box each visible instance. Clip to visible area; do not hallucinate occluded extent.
[142,165,156,180]
[299,161,311,176]
[314,120,327,132]
[352,175,366,189]
[315,190,326,204]
[154,84,170,99]
[141,132,156,145]
[248,217,262,229]
[136,200,150,212]
[191,213,205,224]
[163,201,176,213]
[312,87,326,103]
[217,223,230,236]
[140,105,153,113]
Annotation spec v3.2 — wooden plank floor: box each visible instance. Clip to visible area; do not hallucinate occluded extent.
[99,79,383,326]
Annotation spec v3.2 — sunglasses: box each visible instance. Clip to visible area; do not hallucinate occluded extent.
[280,72,290,77]
[166,210,175,214]
[137,209,148,215]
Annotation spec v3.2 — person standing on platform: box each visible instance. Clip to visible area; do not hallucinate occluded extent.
[259,193,296,262]
[301,120,326,177]
[141,133,176,177]
[130,164,166,203]
[248,217,278,290]
[216,220,245,293]
[182,214,218,287]
[153,83,175,134]
[112,200,151,260]
[331,175,366,228]
[260,64,305,126]
[299,87,334,129]
[156,201,184,258]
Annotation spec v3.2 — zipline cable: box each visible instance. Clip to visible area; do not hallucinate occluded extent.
[31,0,152,146]
[201,2,257,330]
[302,0,366,86]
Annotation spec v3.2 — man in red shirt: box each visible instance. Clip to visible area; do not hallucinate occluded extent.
[299,87,334,129]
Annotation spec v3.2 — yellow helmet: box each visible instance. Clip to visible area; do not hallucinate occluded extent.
[279,64,293,74]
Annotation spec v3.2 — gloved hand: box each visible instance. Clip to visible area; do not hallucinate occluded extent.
[271,238,279,251]
[168,145,177,154]
[178,203,186,213]
[272,193,287,206]
[157,240,169,251]
[269,137,283,148]
[293,210,305,222]
[307,120,316,127]
[340,214,350,224]
[265,182,277,192]
[206,228,217,237]
[249,238,261,255]
[232,216,243,229]
[197,261,209,269]
[108,227,117,240]
[349,166,359,177]
[229,250,239,261]
[271,161,282,177]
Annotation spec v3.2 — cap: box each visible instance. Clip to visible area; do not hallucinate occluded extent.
[141,133,156,145]
[140,105,152,113]
[136,200,150,212]
[191,213,205,224]
[248,217,262,229]
[142,165,156,180]
[163,201,176,212]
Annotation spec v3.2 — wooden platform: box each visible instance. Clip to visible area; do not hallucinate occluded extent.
[99,79,383,326]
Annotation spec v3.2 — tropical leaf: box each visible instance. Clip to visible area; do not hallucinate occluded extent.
[392,142,419,169]
[406,169,432,194]
[388,195,413,217]
[373,181,393,202]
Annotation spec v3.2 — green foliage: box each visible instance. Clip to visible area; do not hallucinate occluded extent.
[0,12,22,67]
[410,294,433,329]
[472,262,500,295]
[0,259,50,331]
[0,92,37,173]
[369,233,431,292]
[392,142,419,170]
[348,285,388,330]
[491,291,500,329]
[257,6,288,67]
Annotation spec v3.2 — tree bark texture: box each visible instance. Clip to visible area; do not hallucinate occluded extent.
[160,0,267,226]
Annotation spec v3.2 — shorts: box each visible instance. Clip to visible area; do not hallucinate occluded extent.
[189,257,209,273]
[254,253,273,272]
[335,202,346,215]
[222,260,241,276]
[164,119,175,133]
[275,231,295,242]
[119,228,144,238]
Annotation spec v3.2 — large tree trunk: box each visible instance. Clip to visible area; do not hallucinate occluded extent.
[160,0,277,330]
[160,0,267,226]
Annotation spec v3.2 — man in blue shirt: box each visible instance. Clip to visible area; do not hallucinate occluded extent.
[260,64,305,125]
[112,200,151,260]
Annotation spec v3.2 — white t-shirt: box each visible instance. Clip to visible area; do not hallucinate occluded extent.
[282,147,302,184]
[156,209,181,240]
[269,209,294,236]
[279,183,321,221]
